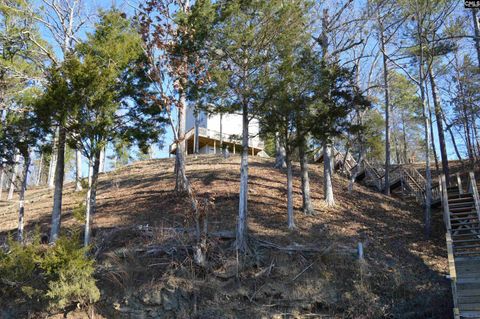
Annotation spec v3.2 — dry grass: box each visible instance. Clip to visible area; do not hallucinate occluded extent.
[0,154,452,318]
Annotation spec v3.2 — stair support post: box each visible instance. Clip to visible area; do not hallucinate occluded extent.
[441,174,451,230]
[468,171,480,223]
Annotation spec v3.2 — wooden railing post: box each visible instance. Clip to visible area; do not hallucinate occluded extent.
[456,173,463,195]
[468,171,480,223]
[441,174,451,230]
[446,232,458,312]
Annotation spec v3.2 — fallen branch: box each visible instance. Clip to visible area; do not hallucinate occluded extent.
[252,237,334,254]
[254,260,275,278]
[291,262,314,282]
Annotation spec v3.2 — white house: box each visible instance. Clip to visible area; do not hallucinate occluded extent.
[169,106,264,156]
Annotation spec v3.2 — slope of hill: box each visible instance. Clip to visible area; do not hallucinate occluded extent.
[0,155,452,318]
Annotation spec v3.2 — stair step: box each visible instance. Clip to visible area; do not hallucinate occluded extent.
[458,278,480,284]
[454,243,480,249]
[455,251,480,256]
[448,201,475,209]
[451,209,477,215]
[459,295,480,304]
[459,303,480,311]
[452,221,480,226]
[453,235,480,241]
[458,310,480,318]
[450,206,477,213]
[458,280,480,287]
[455,238,480,244]
[452,232,480,237]
[456,271,480,279]
[451,216,480,222]
[453,228,480,233]
[455,256,480,263]
[451,214,478,219]
[449,195,475,202]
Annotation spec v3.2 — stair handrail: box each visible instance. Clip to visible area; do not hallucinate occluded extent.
[445,231,458,313]
[364,160,383,179]
[403,165,444,204]
[468,171,480,223]
[404,165,426,187]
[402,168,424,191]
[363,160,383,190]
[440,174,451,230]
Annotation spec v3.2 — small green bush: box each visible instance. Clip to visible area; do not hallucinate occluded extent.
[72,202,86,223]
[0,234,41,285]
[40,235,100,309]
[80,178,89,190]
[0,232,100,311]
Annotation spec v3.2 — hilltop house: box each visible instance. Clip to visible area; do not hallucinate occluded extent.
[169,106,265,156]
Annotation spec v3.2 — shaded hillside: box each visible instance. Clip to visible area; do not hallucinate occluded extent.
[0,155,452,318]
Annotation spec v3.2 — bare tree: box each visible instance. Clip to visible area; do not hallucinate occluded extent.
[472,8,480,67]
[138,0,193,193]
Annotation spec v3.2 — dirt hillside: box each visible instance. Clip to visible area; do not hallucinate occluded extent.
[0,154,452,318]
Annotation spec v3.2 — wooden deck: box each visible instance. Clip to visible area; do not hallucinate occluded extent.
[169,127,264,156]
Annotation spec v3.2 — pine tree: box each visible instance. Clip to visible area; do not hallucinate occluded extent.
[195,0,306,251]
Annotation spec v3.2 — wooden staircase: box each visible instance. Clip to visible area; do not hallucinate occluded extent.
[315,146,480,315]
[314,146,441,205]
[440,172,480,319]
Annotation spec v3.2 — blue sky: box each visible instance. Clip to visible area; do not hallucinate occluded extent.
[32,0,477,179]
[32,0,175,177]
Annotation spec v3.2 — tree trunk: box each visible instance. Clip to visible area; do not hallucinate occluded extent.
[47,155,54,188]
[195,112,200,154]
[348,151,365,193]
[401,111,409,164]
[429,69,449,184]
[416,14,432,239]
[471,113,480,159]
[8,152,20,201]
[443,114,463,161]
[465,110,474,161]
[75,149,83,191]
[219,113,228,158]
[220,113,225,156]
[380,21,391,196]
[286,155,295,229]
[175,92,187,192]
[49,126,66,243]
[48,127,59,189]
[323,143,335,206]
[393,133,400,164]
[17,155,30,242]
[299,138,315,215]
[0,165,5,200]
[84,161,93,247]
[99,147,106,173]
[36,153,43,186]
[472,8,480,68]
[236,104,249,251]
[427,92,439,171]
[274,132,286,168]
[84,151,101,247]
